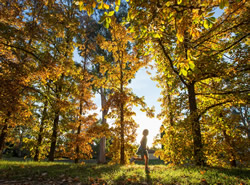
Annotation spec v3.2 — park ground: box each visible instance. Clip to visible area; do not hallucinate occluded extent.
[0,158,249,185]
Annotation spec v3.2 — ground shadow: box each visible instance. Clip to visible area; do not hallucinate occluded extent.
[146,169,152,185]
[0,161,121,184]
[208,166,250,181]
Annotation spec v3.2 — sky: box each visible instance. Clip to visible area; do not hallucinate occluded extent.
[127,67,162,147]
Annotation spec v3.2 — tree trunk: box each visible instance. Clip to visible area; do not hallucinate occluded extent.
[120,101,125,165]
[187,82,205,166]
[0,112,11,159]
[74,125,80,164]
[48,79,62,162]
[48,110,60,162]
[98,88,108,164]
[167,83,176,162]
[75,100,83,164]
[34,101,48,161]
[119,57,125,165]
[18,128,23,157]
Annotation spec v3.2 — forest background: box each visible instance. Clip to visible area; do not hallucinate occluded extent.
[0,0,249,169]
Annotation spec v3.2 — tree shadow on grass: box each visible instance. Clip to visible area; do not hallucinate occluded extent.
[0,162,121,184]
[146,170,152,185]
[111,168,152,185]
[208,166,250,181]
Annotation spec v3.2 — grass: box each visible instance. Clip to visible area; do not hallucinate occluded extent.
[0,159,249,184]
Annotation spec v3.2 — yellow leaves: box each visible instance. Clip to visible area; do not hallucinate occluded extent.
[176,32,184,43]
[79,2,95,16]
[153,33,162,39]
[245,37,250,45]
[145,106,155,118]
[97,2,103,9]
[203,19,210,29]
[116,0,121,6]
[98,10,114,28]
[179,68,187,76]
[103,3,110,9]
[203,17,215,29]
[177,0,182,5]
[188,60,195,71]
[78,1,84,10]
[115,6,119,12]
[92,2,97,8]
[106,11,115,16]
[97,2,110,10]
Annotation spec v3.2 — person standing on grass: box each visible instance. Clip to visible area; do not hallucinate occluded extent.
[130,129,149,172]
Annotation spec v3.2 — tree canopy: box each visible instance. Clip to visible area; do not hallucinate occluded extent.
[0,0,249,167]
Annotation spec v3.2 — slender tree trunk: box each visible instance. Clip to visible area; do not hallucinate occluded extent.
[187,82,205,166]
[161,84,173,150]
[75,100,83,164]
[34,101,48,161]
[48,79,62,162]
[120,101,125,165]
[119,57,125,165]
[98,88,108,164]
[166,83,176,162]
[75,146,80,163]
[48,110,60,161]
[74,121,81,164]
[0,112,11,159]
[239,106,250,140]
[18,128,23,157]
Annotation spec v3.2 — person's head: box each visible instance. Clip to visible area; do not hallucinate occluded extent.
[143,129,149,136]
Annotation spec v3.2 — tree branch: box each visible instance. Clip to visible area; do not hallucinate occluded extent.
[198,100,232,120]
[212,33,250,57]
[0,42,43,62]
[158,39,187,86]
[196,89,250,96]
[192,3,245,48]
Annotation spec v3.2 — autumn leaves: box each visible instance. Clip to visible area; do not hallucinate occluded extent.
[0,0,249,167]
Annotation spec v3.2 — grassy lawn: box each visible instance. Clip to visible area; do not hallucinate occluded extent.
[0,159,249,184]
